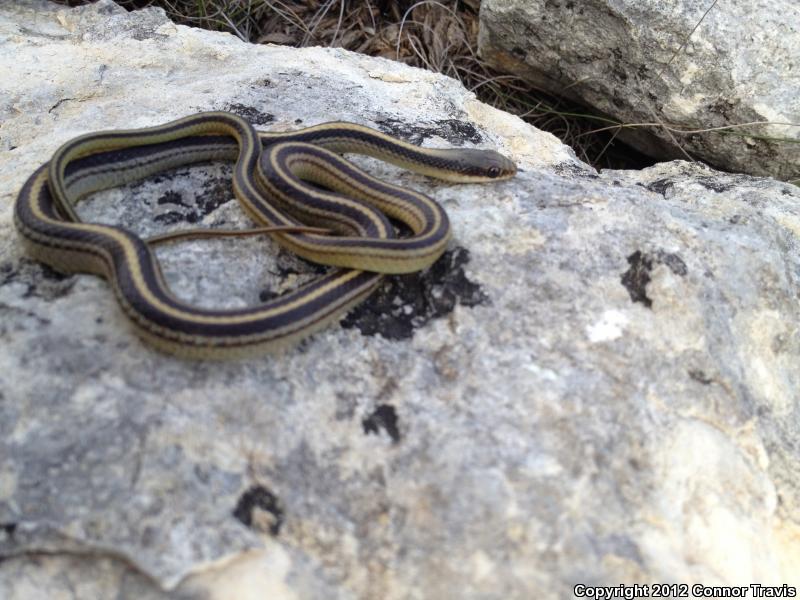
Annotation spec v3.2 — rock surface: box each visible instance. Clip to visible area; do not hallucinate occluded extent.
[2,1,800,598]
[478,0,800,181]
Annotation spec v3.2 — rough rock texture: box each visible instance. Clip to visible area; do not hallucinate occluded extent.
[478,0,800,181]
[2,1,800,598]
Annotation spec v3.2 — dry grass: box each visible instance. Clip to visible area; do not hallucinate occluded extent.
[49,1,800,182]
[51,0,655,170]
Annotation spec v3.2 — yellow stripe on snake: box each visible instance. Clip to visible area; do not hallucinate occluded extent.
[14,111,516,358]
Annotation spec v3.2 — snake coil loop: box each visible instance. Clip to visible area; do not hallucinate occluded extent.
[14,111,516,357]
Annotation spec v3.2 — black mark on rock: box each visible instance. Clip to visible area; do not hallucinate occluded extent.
[275,251,328,278]
[697,179,731,193]
[621,250,688,308]
[259,251,328,302]
[224,103,275,126]
[153,211,189,225]
[342,247,488,340]
[152,174,234,225]
[696,176,740,193]
[553,161,599,179]
[1,523,16,539]
[1,260,74,300]
[154,190,194,225]
[435,119,482,144]
[374,117,483,145]
[656,251,687,277]
[156,190,190,208]
[688,369,713,385]
[196,177,234,216]
[645,179,674,196]
[48,98,75,113]
[709,98,736,120]
[362,404,401,443]
[233,485,283,535]
[621,251,654,308]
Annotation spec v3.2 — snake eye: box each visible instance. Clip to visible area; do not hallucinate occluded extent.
[487,166,501,178]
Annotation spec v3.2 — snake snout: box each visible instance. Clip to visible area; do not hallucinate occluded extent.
[452,148,517,181]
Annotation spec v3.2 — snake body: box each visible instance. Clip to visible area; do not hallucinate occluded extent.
[14,111,516,357]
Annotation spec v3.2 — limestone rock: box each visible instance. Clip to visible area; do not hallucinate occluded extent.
[478,0,800,181]
[1,1,799,598]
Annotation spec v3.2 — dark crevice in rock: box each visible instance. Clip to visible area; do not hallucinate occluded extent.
[621,250,687,308]
[232,485,284,536]
[223,103,275,126]
[374,117,483,145]
[362,404,401,443]
[341,247,489,340]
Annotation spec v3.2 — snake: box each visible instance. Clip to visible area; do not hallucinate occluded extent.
[14,111,516,358]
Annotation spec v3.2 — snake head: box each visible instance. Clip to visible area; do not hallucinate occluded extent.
[437,148,517,182]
